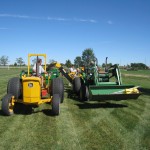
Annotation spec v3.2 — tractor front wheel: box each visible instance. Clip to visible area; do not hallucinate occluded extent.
[79,85,89,101]
[52,94,60,115]
[2,94,14,116]
[73,77,81,95]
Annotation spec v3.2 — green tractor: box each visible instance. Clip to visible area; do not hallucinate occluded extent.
[1,54,64,116]
[73,57,141,101]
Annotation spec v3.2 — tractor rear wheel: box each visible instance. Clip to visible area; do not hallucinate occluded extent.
[73,77,81,95]
[7,77,22,99]
[52,94,60,115]
[79,85,89,101]
[60,79,64,103]
[2,94,14,116]
[51,78,64,103]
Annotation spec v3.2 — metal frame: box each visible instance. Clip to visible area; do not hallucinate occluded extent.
[28,54,47,76]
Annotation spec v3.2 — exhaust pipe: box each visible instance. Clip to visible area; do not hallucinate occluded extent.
[105,57,108,72]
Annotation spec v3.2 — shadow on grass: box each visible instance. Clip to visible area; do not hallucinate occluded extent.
[138,87,150,96]
[42,109,56,116]
[13,104,55,116]
[0,104,33,116]
[0,103,57,116]
[13,103,33,115]
[0,102,57,116]
[76,102,128,109]
[0,110,4,116]
[65,88,79,101]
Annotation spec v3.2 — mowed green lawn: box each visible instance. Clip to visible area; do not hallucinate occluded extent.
[121,69,150,76]
[0,69,150,150]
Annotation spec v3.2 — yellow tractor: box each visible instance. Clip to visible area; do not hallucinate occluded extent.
[1,54,64,116]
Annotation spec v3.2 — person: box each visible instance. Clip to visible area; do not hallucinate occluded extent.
[90,60,99,71]
[70,65,77,73]
[33,58,47,87]
[89,60,94,67]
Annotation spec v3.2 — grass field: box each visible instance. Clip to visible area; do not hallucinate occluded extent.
[0,68,150,150]
[121,69,150,76]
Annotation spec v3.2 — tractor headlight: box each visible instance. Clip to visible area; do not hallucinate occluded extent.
[28,83,33,88]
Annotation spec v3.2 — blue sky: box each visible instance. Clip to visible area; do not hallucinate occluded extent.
[0,0,150,66]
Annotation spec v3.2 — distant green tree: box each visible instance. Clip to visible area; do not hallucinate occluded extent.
[65,59,72,68]
[82,48,95,66]
[16,57,24,66]
[131,63,148,70]
[0,55,9,66]
[102,63,112,68]
[14,62,17,66]
[74,56,83,68]
[32,58,37,65]
[49,59,56,64]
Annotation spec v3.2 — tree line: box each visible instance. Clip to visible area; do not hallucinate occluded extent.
[65,48,96,68]
[126,63,149,70]
[0,56,25,66]
[64,48,149,70]
[0,49,149,70]
[64,48,114,68]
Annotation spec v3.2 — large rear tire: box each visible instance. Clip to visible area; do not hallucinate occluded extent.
[2,94,14,116]
[52,94,60,115]
[59,79,64,103]
[73,77,81,95]
[7,77,22,99]
[51,78,64,103]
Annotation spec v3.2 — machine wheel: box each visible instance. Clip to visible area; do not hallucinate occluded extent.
[73,77,81,95]
[52,94,60,115]
[79,85,89,101]
[60,79,64,103]
[2,94,14,116]
[7,77,22,99]
[51,78,64,103]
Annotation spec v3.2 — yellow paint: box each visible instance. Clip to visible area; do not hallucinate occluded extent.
[124,87,140,94]
[55,62,61,68]
[68,72,77,79]
[23,77,41,103]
